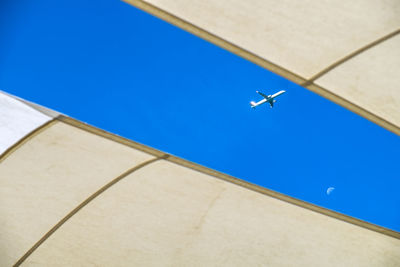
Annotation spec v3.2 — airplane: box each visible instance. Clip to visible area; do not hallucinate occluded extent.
[250,90,286,108]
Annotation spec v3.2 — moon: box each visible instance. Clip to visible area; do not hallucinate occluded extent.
[326,187,335,195]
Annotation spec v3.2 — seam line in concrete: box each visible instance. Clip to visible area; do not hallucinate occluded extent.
[13,155,168,266]
[0,119,57,164]
[59,115,165,157]
[123,0,400,136]
[57,115,400,239]
[303,28,400,85]
[304,83,400,136]
[166,155,400,239]
[122,0,307,85]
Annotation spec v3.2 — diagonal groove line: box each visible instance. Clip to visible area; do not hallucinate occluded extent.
[124,0,400,136]
[304,83,400,136]
[168,155,400,239]
[14,155,169,267]
[59,114,400,238]
[57,115,166,158]
[125,0,399,89]
[303,28,400,86]
[0,119,57,164]
[122,0,307,85]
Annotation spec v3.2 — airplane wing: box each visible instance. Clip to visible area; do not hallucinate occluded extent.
[257,91,269,99]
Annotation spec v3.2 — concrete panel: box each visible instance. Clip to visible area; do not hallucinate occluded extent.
[128,0,400,79]
[0,122,153,266]
[0,91,51,155]
[24,160,400,266]
[315,34,400,129]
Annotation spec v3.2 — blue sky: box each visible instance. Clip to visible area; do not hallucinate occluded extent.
[1,0,399,231]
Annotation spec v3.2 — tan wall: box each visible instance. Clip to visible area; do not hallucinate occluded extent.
[23,159,400,266]
[0,121,152,266]
[315,34,400,126]
[1,118,399,266]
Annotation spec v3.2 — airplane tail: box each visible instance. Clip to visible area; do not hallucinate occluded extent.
[250,101,257,108]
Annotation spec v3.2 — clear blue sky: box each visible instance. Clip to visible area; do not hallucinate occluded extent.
[1,0,399,231]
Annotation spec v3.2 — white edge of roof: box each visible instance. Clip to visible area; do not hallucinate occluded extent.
[0,90,61,118]
[0,90,58,155]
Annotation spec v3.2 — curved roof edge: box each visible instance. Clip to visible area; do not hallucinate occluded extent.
[122,0,400,136]
[0,91,54,156]
[58,115,400,240]
[0,90,61,119]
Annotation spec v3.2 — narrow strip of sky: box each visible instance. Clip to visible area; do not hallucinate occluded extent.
[1,0,399,231]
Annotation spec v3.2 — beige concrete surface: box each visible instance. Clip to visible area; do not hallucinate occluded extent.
[124,0,400,134]
[1,94,398,266]
[0,122,153,266]
[315,34,400,128]
[23,160,400,266]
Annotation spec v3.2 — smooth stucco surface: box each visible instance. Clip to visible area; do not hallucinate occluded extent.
[23,160,400,266]
[315,34,400,126]
[0,121,153,266]
[124,0,400,134]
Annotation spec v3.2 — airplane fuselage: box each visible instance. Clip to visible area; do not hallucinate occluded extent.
[250,90,286,108]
